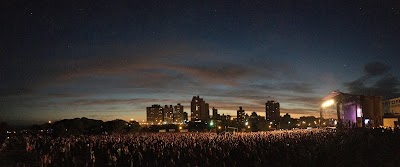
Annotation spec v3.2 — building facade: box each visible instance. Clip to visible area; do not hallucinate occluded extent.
[164,105,174,124]
[183,112,189,124]
[266,100,280,127]
[191,96,210,122]
[146,104,164,124]
[237,107,246,125]
[383,97,400,116]
[173,103,184,124]
[212,107,220,120]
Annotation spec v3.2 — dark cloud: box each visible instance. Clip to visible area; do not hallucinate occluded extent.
[345,78,367,95]
[285,96,321,106]
[278,82,314,94]
[63,98,179,106]
[346,62,400,99]
[248,81,315,94]
[0,88,33,96]
[46,93,91,98]
[372,76,400,99]
[364,62,391,77]
[0,61,60,96]
[168,64,250,86]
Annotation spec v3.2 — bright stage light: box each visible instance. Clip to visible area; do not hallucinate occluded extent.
[322,99,335,108]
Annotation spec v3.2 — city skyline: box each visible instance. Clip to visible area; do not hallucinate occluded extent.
[2,1,400,125]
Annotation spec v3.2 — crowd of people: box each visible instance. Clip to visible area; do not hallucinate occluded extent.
[1,128,400,167]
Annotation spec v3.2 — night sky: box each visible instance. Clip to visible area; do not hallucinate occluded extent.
[1,1,400,125]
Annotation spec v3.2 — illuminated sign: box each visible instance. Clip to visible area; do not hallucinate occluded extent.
[383,98,400,107]
[383,97,400,114]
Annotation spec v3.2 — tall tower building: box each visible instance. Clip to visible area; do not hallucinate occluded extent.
[191,95,210,122]
[237,106,246,124]
[183,112,189,124]
[266,100,280,126]
[173,103,184,124]
[212,107,219,120]
[164,105,174,124]
[146,104,164,124]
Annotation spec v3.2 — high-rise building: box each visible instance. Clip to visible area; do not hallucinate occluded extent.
[173,103,184,124]
[220,114,231,121]
[164,105,174,124]
[266,100,280,126]
[237,106,246,124]
[183,112,189,124]
[191,95,210,122]
[146,104,163,124]
[212,107,220,120]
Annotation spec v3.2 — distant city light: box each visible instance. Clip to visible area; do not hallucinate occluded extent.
[245,122,248,126]
[48,121,51,124]
[218,126,221,129]
[210,121,214,126]
[322,99,335,108]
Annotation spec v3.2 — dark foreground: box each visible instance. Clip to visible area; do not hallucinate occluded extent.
[1,128,400,167]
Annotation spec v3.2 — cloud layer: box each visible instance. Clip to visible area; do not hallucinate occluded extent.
[346,62,400,99]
